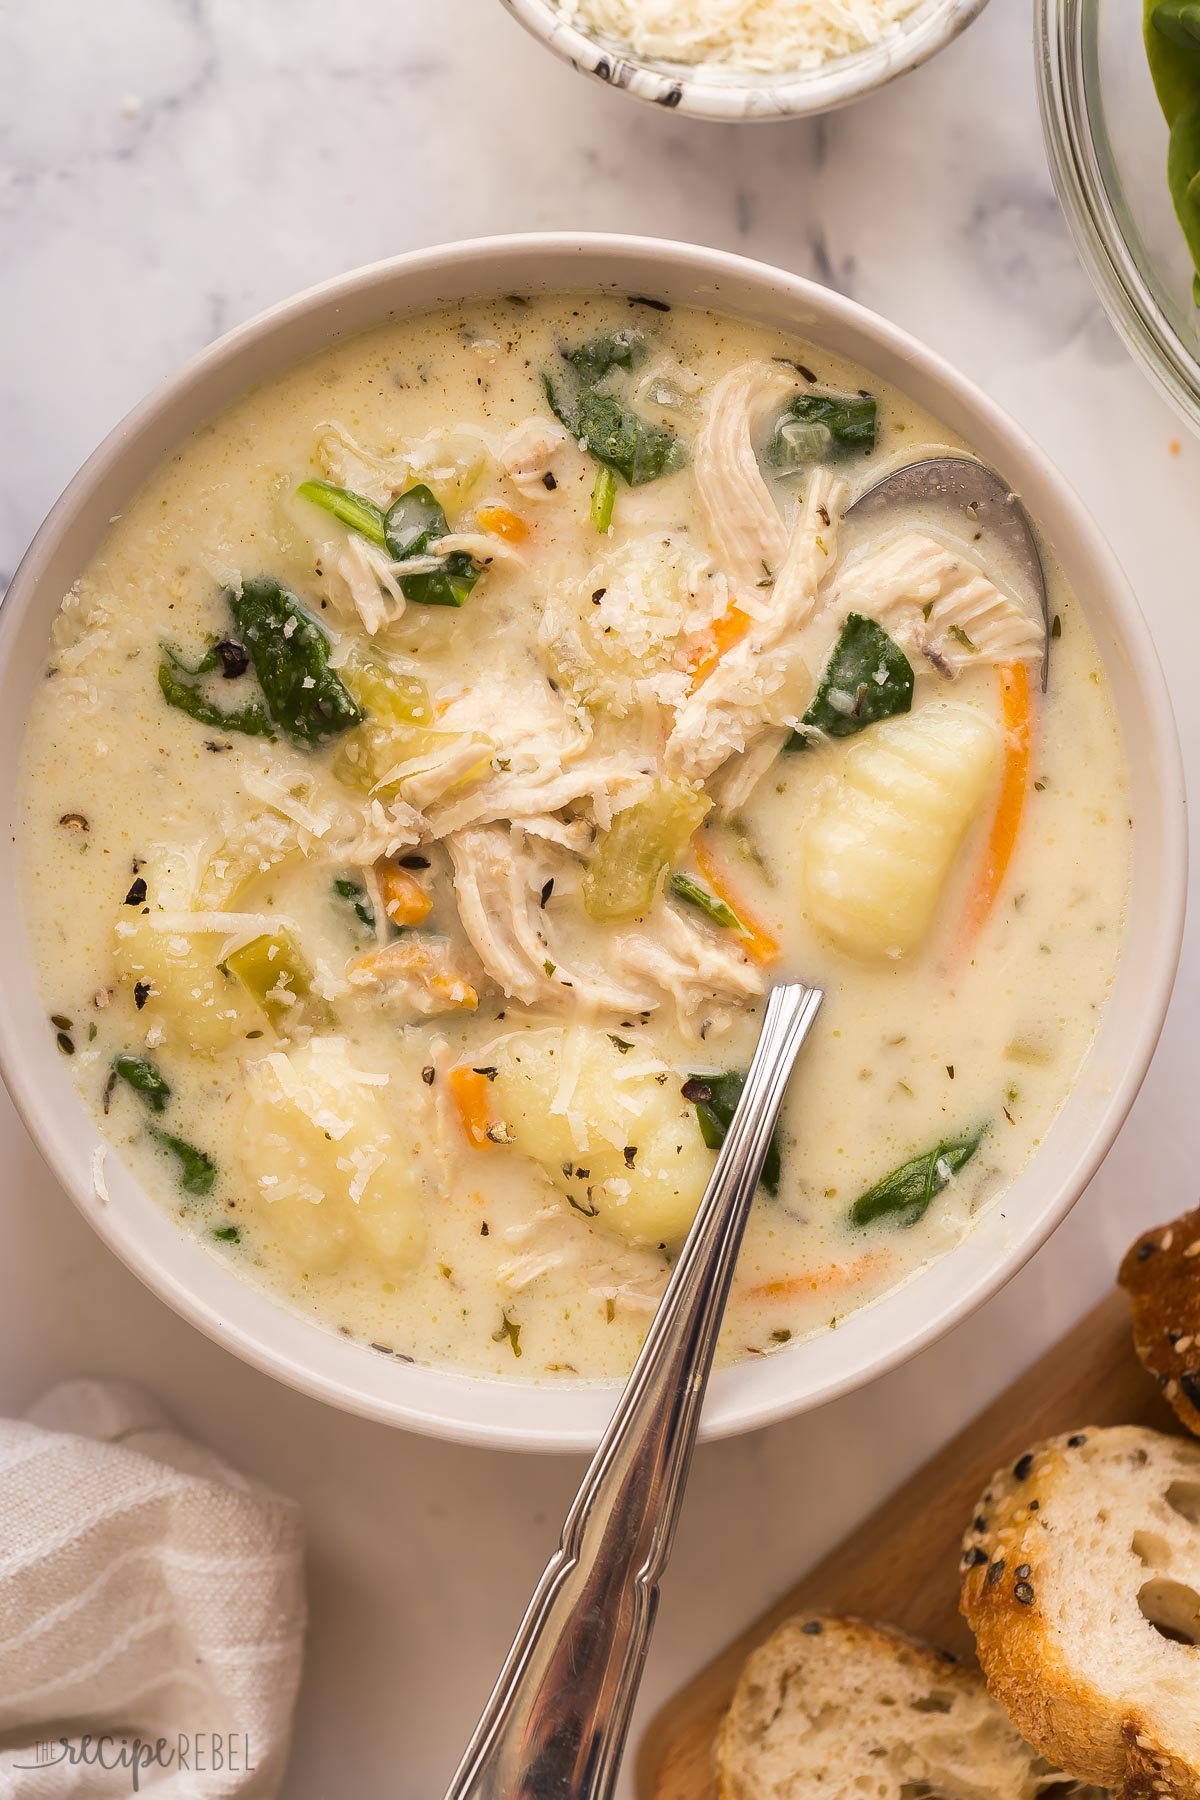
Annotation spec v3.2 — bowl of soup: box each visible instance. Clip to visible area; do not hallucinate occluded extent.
[0,236,1183,1449]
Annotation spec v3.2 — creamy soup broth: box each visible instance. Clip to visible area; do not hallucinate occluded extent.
[19,294,1129,1380]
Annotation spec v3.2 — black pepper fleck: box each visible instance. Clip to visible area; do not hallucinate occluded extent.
[215,638,249,678]
[123,876,148,907]
[133,981,151,1010]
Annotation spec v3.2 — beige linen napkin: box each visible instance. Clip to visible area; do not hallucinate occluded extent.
[0,1380,305,1797]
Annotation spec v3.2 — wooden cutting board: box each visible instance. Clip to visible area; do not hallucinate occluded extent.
[636,1288,1178,1800]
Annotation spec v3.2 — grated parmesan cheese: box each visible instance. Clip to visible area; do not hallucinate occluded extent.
[557,0,923,73]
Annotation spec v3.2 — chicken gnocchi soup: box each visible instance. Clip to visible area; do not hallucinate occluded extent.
[19,295,1129,1380]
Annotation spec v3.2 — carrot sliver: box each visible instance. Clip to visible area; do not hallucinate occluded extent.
[961,660,1034,944]
[476,504,528,544]
[447,1066,495,1149]
[687,601,752,689]
[747,1253,888,1301]
[375,860,433,927]
[693,841,779,965]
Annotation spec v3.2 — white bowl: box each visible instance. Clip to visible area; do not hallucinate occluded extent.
[0,235,1185,1452]
[498,0,991,121]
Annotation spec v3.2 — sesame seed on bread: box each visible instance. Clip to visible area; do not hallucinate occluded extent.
[715,1613,1079,1799]
[960,1425,1200,1796]
[1119,1210,1200,1436]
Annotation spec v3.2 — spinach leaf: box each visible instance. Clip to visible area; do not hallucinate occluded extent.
[1146,0,1200,297]
[566,329,648,388]
[544,375,686,487]
[334,876,376,930]
[1154,0,1200,51]
[849,1124,986,1229]
[158,660,275,740]
[111,1055,171,1114]
[684,1070,781,1195]
[162,640,220,677]
[542,329,685,488]
[383,485,480,608]
[669,872,743,931]
[297,479,388,547]
[230,578,363,747]
[766,390,878,470]
[149,1127,217,1196]
[787,614,914,751]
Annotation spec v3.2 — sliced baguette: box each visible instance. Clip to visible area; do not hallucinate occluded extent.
[1119,1211,1200,1437]
[960,1425,1200,1796]
[714,1612,1075,1799]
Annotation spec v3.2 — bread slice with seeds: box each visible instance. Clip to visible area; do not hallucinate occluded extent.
[1120,1210,1200,1436]
[714,1613,1081,1799]
[961,1425,1200,1796]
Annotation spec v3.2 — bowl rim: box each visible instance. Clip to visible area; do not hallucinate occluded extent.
[1036,0,1200,434]
[0,231,1186,1452]
[496,0,990,120]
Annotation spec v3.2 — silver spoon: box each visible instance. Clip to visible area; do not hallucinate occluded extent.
[444,980,824,1800]
[845,455,1051,690]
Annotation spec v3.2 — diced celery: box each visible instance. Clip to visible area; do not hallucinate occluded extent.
[340,657,432,729]
[225,931,332,1031]
[583,781,711,920]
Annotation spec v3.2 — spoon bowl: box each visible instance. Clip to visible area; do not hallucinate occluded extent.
[846,455,1051,687]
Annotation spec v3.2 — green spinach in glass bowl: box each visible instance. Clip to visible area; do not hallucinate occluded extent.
[1037,0,1200,431]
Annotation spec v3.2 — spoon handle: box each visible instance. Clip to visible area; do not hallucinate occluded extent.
[444,981,824,1800]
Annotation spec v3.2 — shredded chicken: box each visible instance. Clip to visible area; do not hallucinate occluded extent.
[693,362,798,587]
[335,535,406,636]
[710,725,791,814]
[499,416,570,497]
[434,531,526,569]
[317,422,410,508]
[616,910,764,1038]
[828,533,1046,674]
[373,734,492,812]
[448,825,656,1014]
[236,764,425,871]
[427,754,652,839]
[346,937,478,1015]
[666,468,846,782]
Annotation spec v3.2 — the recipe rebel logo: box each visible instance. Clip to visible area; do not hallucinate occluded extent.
[14,1732,257,1789]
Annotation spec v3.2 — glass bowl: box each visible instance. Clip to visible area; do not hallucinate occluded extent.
[1037,0,1200,431]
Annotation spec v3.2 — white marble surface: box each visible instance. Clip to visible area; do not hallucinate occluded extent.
[1,1,1197,1793]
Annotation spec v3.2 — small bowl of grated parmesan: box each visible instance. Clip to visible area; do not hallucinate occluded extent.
[498,0,990,119]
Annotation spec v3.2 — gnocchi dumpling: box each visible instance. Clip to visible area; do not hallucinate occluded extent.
[539,534,709,717]
[488,1028,714,1248]
[801,701,1001,959]
[114,914,259,1054]
[241,1037,428,1275]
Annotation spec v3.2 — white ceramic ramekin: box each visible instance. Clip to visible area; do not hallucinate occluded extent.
[497,0,990,121]
[0,235,1185,1451]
